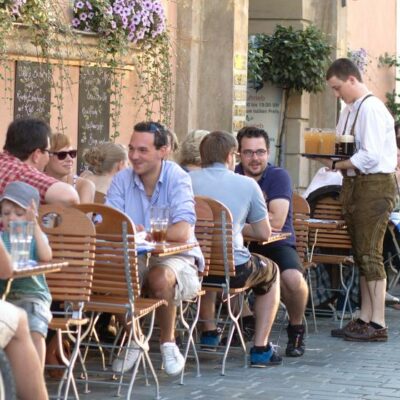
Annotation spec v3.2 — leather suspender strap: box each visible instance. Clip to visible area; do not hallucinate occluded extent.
[349,94,373,136]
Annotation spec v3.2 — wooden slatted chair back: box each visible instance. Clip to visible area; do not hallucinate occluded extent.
[194,196,214,276]
[292,193,311,262]
[39,205,96,303]
[308,195,352,252]
[72,203,141,300]
[195,196,235,277]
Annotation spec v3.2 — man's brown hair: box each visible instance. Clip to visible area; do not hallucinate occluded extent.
[326,58,363,82]
[200,131,237,167]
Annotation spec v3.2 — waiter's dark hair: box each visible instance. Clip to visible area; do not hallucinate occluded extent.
[326,58,363,83]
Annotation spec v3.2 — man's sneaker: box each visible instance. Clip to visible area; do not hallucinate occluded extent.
[200,329,221,351]
[160,342,185,376]
[250,344,282,368]
[331,319,366,338]
[112,342,140,373]
[285,324,305,357]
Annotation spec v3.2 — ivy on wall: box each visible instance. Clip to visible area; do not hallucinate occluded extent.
[0,0,174,136]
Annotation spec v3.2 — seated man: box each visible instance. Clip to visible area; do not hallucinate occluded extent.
[0,241,48,400]
[106,121,204,376]
[235,126,309,357]
[190,131,281,367]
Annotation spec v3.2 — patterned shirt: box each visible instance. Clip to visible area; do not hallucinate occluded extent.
[0,151,57,202]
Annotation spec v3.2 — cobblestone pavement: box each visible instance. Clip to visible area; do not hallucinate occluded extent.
[48,306,400,400]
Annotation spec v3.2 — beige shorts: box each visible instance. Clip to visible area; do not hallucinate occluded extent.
[138,255,201,305]
[0,301,21,348]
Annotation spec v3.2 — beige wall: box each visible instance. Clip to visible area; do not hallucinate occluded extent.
[174,0,249,139]
[346,0,396,102]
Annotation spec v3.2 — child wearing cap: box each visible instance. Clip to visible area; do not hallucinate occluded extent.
[0,181,52,369]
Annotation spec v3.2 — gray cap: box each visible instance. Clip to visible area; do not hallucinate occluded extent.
[0,181,40,211]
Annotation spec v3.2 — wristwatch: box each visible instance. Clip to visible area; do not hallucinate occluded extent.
[332,160,337,170]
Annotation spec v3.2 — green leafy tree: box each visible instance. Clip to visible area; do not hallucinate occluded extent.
[248,25,332,165]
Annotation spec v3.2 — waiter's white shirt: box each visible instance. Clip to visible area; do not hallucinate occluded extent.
[336,93,397,174]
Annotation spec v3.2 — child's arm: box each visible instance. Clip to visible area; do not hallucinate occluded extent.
[0,240,12,279]
[27,201,52,262]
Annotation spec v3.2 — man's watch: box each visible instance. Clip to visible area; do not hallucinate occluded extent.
[332,160,337,170]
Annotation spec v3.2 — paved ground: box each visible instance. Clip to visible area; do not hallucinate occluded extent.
[48,304,400,400]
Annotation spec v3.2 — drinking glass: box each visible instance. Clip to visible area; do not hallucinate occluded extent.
[9,221,34,269]
[304,128,321,154]
[150,206,169,243]
[319,129,336,155]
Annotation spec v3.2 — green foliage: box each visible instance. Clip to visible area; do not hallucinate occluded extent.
[248,25,332,94]
[379,53,400,122]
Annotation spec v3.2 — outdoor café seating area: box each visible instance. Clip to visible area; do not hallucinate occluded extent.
[2,189,388,399]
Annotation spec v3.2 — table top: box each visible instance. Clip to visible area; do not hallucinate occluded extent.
[150,242,198,257]
[244,232,291,245]
[12,261,67,279]
[307,218,346,230]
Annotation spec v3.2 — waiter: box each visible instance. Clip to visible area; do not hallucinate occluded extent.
[317,58,397,342]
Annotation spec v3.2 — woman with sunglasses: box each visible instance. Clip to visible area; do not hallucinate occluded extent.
[45,133,95,204]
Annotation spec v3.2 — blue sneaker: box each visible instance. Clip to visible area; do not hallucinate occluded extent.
[200,329,221,352]
[250,344,282,368]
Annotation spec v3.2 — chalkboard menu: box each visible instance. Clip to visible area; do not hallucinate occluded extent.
[77,67,111,173]
[14,61,52,122]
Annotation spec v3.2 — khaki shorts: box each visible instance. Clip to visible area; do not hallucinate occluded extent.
[138,255,201,305]
[0,301,21,348]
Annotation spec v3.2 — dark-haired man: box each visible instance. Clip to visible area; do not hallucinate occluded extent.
[235,126,308,357]
[190,131,282,367]
[106,121,204,376]
[316,58,397,341]
[0,118,79,205]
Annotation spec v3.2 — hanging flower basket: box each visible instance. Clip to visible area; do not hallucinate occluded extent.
[72,0,166,45]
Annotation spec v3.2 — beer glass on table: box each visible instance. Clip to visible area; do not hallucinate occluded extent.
[150,206,169,244]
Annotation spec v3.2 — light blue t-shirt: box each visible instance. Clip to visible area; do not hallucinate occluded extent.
[106,160,205,271]
[190,163,268,266]
[0,231,51,304]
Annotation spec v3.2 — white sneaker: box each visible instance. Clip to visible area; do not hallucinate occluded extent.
[112,342,140,373]
[160,342,184,376]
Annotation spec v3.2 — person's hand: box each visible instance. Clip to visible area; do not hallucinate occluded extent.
[26,200,38,224]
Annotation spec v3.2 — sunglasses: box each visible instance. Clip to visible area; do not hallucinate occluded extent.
[50,150,77,160]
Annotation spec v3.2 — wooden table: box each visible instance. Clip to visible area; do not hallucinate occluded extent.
[244,232,292,246]
[150,242,198,257]
[2,261,67,300]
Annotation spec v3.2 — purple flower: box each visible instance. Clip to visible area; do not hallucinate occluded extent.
[80,13,88,21]
[85,1,92,10]
[143,0,153,10]
[72,17,81,27]
[75,1,84,9]
[132,14,141,24]
[110,20,117,29]
[88,12,94,19]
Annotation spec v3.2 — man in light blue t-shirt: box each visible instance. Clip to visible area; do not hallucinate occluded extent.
[190,131,281,367]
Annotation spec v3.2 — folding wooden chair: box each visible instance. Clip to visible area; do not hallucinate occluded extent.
[39,204,96,400]
[292,193,317,331]
[307,195,355,327]
[194,196,248,376]
[71,203,167,399]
